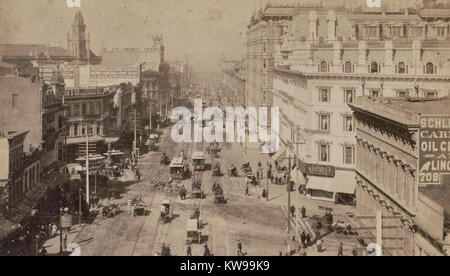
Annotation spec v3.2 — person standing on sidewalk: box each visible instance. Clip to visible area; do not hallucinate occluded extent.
[186,244,192,256]
[338,243,344,256]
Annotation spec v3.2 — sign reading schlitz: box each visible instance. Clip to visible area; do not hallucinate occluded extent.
[418,116,450,185]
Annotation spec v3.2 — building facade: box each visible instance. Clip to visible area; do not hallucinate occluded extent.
[350,96,450,256]
[64,86,116,160]
[268,1,450,203]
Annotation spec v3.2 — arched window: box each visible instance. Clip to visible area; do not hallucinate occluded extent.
[344,61,353,73]
[397,62,406,74]
[370,62,379,73]
[426,62,435,74]
[320,61,329,73]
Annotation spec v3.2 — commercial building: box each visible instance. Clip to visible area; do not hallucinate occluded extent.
[63,86,116,161]
[0,68,65,206]
[350,96,450,256]
[266,0,450,203]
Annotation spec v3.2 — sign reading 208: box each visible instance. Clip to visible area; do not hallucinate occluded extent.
[418,116,450,185]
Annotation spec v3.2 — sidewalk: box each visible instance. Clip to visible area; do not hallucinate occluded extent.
[42,223,84,256]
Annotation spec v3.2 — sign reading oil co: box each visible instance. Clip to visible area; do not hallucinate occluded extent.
[418,116,450,184]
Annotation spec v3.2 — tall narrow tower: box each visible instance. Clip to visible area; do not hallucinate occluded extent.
[68,11,88,61]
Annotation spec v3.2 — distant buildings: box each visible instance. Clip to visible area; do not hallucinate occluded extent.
[100,34,165,72]
[222,58,246,106]
[350,96,450,256]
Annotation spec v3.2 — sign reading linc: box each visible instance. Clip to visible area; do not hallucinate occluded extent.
[418,116,450,185]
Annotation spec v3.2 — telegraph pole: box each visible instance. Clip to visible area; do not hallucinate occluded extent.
[287,156,292,256]
[133,106,137,155]
[86,126,90,205]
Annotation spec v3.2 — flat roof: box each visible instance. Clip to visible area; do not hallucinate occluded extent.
[351,97,450,126]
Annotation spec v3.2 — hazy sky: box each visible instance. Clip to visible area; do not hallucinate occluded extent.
[0,0,259,71]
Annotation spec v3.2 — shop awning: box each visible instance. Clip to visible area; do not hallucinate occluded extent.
[271,147,286,163]
[65,135,105,145]
[291,168,307,185]
[0,214,20,240]
[306,170,356,195]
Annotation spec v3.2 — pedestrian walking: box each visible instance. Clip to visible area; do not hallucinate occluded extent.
[237,240,245,256]
[338,242,344,256]
[301,206,306,218]
[204,243,212,256]
[135,168,141,182]
[300,232,306,248]
[186,244,192,256]
[316,239,323,253]
[40,247,47,256]
[306,233,312,247]
[245,185,249,197]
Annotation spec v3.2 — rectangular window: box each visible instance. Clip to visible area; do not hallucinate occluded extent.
[368,26,378,38]
[319,89,330,102]
[391,26,402,37]
[345,116,354,132]
[370,90,379,98]
[437,27,446,38]
[319,114,330,131]
[74,104,79,116]
[97,126,101,135]
[344,146,355,165]
[82,103,87,115]
[73,123,78,136]
[12,94,18,108]
[344,90,355,104]
[397,90,408,97]
[81,126,86,136]
[426,91,437,98]
[319,144,330,162]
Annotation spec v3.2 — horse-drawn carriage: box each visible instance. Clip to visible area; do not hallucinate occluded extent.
[209,142,220,157]
[130,196,148,216]
[102,204,120,218]
[212,162,222,177]
[241,161,252,177]
[161,152,170,165]
[228,164,238,177]
[191,175,205,199]
[160,200,173,223]
[212,182,227,204]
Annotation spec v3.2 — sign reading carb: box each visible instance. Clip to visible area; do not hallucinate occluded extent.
[418,116,450,185]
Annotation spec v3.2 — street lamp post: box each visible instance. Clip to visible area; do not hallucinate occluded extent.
[59,207,63,254]
[79,189,82,227]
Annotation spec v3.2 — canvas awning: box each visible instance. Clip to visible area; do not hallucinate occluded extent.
[306,171,355,195]
[290,168,307,185]
[271,147,286,163]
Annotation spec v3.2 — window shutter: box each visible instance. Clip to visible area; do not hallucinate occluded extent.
[368,65,370,73]
[342,64,344,73]
[395,65,398,74]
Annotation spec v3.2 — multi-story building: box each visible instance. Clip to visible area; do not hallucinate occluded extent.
[350,96,450,256]
[63,86,116,161]
[0,69,65,206]
[245,5,291,109]
[269,0,450,203]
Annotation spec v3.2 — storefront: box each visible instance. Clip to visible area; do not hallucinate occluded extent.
[304,170,356,205]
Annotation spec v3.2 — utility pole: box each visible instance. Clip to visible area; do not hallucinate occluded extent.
[287,156,292,256]
[133,106,137,155]
[86,126,90,205]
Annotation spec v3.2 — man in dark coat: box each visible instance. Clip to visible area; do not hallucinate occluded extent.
[204,243,212,256]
